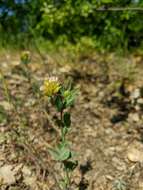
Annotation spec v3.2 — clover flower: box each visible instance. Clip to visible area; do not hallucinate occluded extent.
[40,77,61,97]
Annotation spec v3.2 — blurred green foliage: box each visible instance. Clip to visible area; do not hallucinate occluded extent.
[0,0,143,51]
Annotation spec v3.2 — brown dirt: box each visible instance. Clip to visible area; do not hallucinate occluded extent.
[0,52,143,190]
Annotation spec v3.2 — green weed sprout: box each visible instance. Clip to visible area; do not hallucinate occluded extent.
[20,51,31,81]
[113,179,127,190]
[40,77,78,190]
[20,51,31,65]
[20,51,39,95]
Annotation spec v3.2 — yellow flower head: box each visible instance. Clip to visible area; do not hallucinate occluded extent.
[40,77,61,97]
[21,51,31,64]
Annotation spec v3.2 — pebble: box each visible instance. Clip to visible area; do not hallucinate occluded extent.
[127,141,143,162]
[0,165,15,185]
[130,88,140,99]
[22,166,32,176]
[137,98,143,104]
[128,113,140,122]
[0,101,13,111]
[112,157,126,171]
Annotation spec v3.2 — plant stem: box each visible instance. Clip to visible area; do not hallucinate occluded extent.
[65,168,71,190]
[60,109,70,190]
[60,109,65,142]
[60,109,63,121]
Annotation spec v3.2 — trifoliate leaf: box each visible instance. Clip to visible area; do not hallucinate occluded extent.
[49,145,71,161]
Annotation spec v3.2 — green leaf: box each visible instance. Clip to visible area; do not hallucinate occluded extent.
[48,149,59,161]
[63,90,77,108]
[113,179,127,190]
[63,112,71,127]
[55,96,63,112]
[64,160,78,172]
[49,144,71,161]
[62,127,69,138]
[59,180,67,189]
[58,147,70,161]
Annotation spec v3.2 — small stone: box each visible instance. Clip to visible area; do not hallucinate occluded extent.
[104,147,115,156]
[112,157,126,171]
[127,141,143,162]
[106,175,113,180]
[13,164,23,173]
[128,113,140,122]
[139,181,143,189]
[22,166,32,177]
[59,65,71,73]
[23,176,37,187]
[130,88,140,99]
[83,149,94,162]
[0,101,13,111]
[0,162,4,167]
[25,98,36,107]
[22,166,37,187]
[0,165,16,185]
[137,98,143,104]
[11,61,20,66]
[73,169,81,185]
[134,105,140,111]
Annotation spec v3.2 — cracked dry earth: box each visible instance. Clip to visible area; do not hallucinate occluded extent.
[1,53,143,190]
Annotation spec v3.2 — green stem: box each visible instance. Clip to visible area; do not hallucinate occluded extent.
[60,110,70,190]
[65,169,70,189]
[61,164,71,190]
[60,109,65,143]
[23,65,31,83]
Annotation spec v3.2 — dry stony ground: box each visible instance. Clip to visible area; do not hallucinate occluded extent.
[1,51,143,190]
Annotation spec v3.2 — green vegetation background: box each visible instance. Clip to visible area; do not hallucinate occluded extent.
[0,0,143,52]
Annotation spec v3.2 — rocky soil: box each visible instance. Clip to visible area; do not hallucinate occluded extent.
[0,52,143,190]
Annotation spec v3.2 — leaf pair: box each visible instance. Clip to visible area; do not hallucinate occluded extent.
[49,143,71,161]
